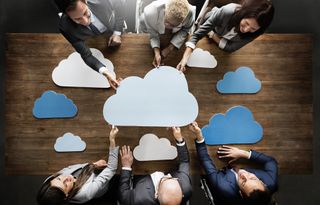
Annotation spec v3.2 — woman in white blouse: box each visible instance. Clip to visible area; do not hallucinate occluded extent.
[177,0,274,71]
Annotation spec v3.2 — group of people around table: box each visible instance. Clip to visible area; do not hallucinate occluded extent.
[37,0,277,205]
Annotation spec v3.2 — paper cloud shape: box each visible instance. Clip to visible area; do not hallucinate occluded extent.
[54,133,86,152]
[187,48,217,68]
[202,105,263,145]
[103,66,198,127]
[52,48,115,88]
[217,67,261,93]
[33,90,77,118]
[133,134,177,161]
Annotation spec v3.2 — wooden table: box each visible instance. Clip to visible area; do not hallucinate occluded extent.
[5,33,313,175]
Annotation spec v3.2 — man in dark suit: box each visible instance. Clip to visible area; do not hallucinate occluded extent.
[189,121,278,205]
[54,0,125,89]
[118,127,192,205]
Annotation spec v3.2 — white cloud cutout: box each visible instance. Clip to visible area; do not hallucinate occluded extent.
[187,48,217,68]
[52,48,115,88]
[103,66,199,127]
[133,133,177,161]
[54,133,86,152]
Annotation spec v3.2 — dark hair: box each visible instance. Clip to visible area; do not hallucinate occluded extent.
[243,187,272,205]
[37,174,66,205]
[54,0,86,13]
[228,0,274,38]
[37,164,96,205]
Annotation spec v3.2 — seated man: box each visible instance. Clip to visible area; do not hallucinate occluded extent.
[188,121,278,205]
[139,0,196,67]
[118,127,192,205]
[54,0,125,89]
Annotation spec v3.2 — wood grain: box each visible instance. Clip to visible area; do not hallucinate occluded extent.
[5,33,313,175]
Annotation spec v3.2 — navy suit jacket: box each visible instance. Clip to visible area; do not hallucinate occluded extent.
[118,143,192,205]
[58,0,125,72]
[196,141,278,205]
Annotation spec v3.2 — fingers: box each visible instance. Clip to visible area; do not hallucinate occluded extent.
[108,36,113,47]
[121,145,131,156]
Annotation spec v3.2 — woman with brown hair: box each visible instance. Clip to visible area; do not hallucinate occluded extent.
[36,126,119,205]
[177,0,274,71]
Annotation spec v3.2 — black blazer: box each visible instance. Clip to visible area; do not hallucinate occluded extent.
[196,141,278,205]
[118,143,192,205]
[58,0,125,72]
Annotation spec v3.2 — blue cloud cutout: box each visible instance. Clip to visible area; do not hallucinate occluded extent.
[54,133,86,152]
[202,105,263,145]
[217,67,261,93]
[33,90,77,118]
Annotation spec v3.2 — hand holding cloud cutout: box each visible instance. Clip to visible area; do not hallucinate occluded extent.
[133,134,177,161]
[217,67,261,94]
[187,48,217,68]
[202,105,263,145]
[52,48,116,88]
[103,66,199,127]
[33,90,77,118]
[54,133,86,152]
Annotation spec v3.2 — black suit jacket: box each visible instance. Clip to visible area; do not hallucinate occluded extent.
[196,141,278,205]
[118,143,192,205]
[58,0,125,72]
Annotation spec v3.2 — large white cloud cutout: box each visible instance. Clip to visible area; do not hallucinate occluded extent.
[54,133,86,152]
[103,66,199,127]
[52,48,115,88]
[133,133,177,161]
[187,48,217,68]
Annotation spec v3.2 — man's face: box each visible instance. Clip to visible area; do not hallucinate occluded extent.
[67,1,91,26]
[237,169,265,196]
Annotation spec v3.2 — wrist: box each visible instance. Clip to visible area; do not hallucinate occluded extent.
[175,137,184,143]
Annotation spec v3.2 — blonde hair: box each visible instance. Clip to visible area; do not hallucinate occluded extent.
[165,0,190,24]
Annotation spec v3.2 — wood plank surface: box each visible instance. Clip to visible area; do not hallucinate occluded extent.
[5,33,313,175]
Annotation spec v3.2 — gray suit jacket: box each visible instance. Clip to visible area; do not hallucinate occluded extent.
[58,0,125,72]
[140,0,196,49]
[52,146,119,203]
[188,3,259,52]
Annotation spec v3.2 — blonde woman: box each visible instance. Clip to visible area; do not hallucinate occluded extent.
[139,0,196,67]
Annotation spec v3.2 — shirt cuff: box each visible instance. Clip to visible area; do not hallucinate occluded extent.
[185,41,196,49]
[113,31,122,36]
[196,138,205,144]
[122,167,132,171]
[99,67,108,74]
[176,140,186,146]
[219,38,227,49]
[248,151,252,159]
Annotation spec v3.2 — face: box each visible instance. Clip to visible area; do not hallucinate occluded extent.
[239,18,260,33]
[164,17,181,30]
[67,1,91,26]
[50,175,76,196]
[237,170,265,197]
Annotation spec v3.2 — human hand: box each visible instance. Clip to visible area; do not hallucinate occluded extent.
[176,58,187,72]
[120,145,133,168]
[152,53,161,68]
[188,121,203,141]
[108,34,122,47]
[109,126,118,141]
[171,127,183,142]
[217,145,250,164]
[103,71,120,90]
[161,44,175,58]
[93,159,107,168]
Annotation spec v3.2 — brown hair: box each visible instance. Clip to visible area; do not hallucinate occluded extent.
[54,0,86,13]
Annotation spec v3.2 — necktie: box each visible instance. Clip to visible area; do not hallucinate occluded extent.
[88,23,101,35]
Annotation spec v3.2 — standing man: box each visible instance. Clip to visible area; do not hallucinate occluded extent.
[54,0,125,89]
[139,0,196,67]
[189,121,278,205]
[118,127,192,205]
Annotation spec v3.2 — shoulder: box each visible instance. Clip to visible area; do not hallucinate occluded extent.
[219,3,241,16]
[144,0,165,19]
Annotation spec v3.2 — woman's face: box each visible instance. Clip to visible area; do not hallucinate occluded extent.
[239,18,260,33]
[50,175,76,196]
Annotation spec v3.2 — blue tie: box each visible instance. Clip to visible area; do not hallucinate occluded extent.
[88,23,101,35]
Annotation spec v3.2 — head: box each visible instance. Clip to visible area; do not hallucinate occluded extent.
[237,170,271,205]
[54,0,91,26]
[37,174,76,205]
[230,0,274,36]
[164,0,190,29]
[156,175,183,205]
